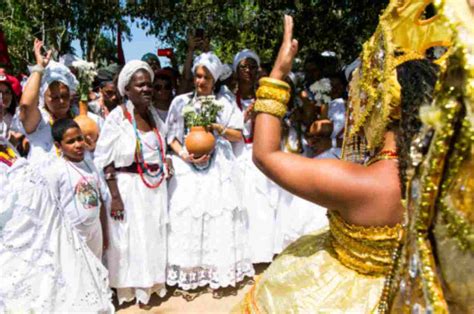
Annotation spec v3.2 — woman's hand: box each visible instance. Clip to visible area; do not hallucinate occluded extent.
[110,197,125,221]
[211,123,225,134]
[270,15,298,80]
[166,156,174,179]
[33,39,52,68]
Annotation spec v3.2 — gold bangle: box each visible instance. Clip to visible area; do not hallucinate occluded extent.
[254,99,287,119]
[256,85,291,106]
[258,77,290,91]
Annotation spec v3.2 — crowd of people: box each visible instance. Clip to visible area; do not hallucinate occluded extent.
[1,0,473,312]
[0,22,350,310]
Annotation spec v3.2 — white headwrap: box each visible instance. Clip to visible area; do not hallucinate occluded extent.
[117,60,154,97]
[192,52,223,82]
[219,64,233,81]
[344,58,361,81]
[232,49,260,72]
[39,61,79,98]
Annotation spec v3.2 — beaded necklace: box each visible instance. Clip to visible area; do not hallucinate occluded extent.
[236,91,255,144]
[123,106,167,189]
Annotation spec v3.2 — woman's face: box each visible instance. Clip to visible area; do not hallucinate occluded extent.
[100,82,118,109]
[194,66,214,96]
[126,70,153,109]
[44,82,71,118]
[153,78,173,104]
[0,82,13,109]
[237,58,259,84]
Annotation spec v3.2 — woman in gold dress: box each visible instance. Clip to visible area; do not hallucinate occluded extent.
[234,0,450,311]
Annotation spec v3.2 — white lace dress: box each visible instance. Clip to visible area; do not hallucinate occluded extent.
[232,97,282,263]
[94,102,168,305]
[0,148,113,313]
[165,92,254,290]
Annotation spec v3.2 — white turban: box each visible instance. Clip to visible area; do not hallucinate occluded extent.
[117,60,154,96]
[219,64,233,81]
[232,49,260,72]
[39,61,79,97]
[192,52,223,82]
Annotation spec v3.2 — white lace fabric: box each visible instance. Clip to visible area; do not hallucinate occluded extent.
[0,158,113,313]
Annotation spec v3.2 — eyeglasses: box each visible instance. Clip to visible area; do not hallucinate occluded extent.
[238,64,258,71]
[154,84,172,91]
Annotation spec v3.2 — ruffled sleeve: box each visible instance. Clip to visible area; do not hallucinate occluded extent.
[93,106,136,170]
[165,93,191,145]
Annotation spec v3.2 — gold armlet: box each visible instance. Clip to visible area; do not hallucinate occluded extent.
[254,99,288,119]
[258,77,291,91]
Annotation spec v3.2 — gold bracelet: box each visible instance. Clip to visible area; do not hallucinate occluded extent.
[259,77,290,91]
[256,85,291,106]
[254,99,287,119]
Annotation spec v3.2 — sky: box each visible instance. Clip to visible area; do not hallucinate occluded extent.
[72,19,171,66]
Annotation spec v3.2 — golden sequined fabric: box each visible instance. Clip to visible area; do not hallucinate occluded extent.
[234,213,403,313]
[330,212,403,277]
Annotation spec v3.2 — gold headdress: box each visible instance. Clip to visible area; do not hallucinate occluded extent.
[344,0,453,159]
[380,0,474,312]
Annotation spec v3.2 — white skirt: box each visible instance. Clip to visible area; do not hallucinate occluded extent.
[236,143,281,263]
[105,171,168,305]
[167,140,254,290]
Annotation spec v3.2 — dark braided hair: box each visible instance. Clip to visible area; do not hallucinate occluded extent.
[392,59,439,195]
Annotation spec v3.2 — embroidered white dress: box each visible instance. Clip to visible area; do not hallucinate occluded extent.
[47,157,109,259]
[165,92,254,290]
[232,97,282,263]
[0,147,113,313]
[94,102,168,304]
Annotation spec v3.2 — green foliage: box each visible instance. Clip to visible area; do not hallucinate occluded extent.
[1,0,389,74]
[128,0,389,67]
[183,96,222,128]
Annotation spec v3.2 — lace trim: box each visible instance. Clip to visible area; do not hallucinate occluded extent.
[166,260,255,291]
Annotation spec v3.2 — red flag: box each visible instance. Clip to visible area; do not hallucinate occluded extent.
[117,23,125,65]
[0,28,12,67]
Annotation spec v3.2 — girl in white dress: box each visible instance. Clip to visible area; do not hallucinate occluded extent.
[232,49,281,263]
[94,60,169,305]
[166,52,254,290]
[0,138,113,313]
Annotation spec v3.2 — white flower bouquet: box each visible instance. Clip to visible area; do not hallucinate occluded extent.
[309,78,332,105]
[72,60,97,101]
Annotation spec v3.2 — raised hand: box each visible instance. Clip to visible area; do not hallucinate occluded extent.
[33,38,52,68]
[270,15,299,80]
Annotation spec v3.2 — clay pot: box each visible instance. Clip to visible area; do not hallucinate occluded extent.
[74,100,99,143]
[185,126,216,157]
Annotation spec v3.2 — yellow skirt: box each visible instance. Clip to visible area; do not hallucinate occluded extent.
[234,228,386,313]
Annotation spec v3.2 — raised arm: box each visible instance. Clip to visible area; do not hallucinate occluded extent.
[19,39,52,134]
[252,16,401,220]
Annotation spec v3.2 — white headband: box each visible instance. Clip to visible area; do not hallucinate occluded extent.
[117,60,154,96]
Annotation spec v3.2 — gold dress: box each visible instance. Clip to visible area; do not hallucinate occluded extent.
[235,212,403,313]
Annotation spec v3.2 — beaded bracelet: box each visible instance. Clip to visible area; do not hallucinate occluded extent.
[254,99,288,119]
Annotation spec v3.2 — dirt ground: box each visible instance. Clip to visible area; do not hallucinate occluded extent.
[116,264,268,314]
